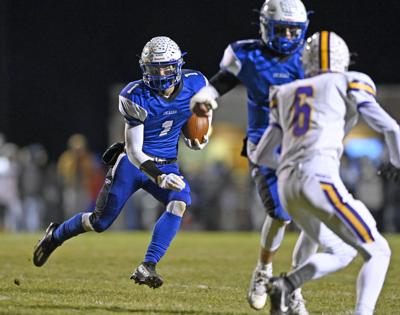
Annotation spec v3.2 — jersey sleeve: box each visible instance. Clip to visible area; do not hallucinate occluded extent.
[251,91,282,169]
[182,69,208,93]
[118,83,148,126]
[219,44,242,76]
[346,71,377,110]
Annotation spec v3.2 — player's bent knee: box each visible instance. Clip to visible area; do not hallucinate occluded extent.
[166,201,186,217]
[358,233,391,261]
[81,213,95,232]
[91,220,112,233]
[372,234,391,258]
[89,211,113,233]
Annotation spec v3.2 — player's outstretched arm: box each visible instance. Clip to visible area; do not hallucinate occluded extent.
[125,123,185,191]
[358,103,400,179]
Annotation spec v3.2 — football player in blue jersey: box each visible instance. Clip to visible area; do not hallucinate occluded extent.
[190,0,315,313]
[33,36,213,289]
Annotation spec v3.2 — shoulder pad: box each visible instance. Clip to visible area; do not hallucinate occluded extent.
[120,80,143,97]
[346,71,376,97]
[182,69,208,88]
[231,39,261,50]
[182,69,201,78]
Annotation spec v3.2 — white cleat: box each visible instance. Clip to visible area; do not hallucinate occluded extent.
[247,268,270,310]
[289,289,309,315]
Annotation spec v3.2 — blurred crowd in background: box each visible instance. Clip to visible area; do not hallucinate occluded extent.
[1,121,400,234]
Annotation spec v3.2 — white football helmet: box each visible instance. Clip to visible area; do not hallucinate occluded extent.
[139,36,185,90]
[302,31,350,77]
[260,0,309,55]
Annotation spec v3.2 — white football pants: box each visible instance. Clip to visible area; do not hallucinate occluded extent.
[278,154,391,315]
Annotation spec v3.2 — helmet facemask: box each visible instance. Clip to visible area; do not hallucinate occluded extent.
[260,19,308,55]
[140,58,184,91]
[139,36,185,91]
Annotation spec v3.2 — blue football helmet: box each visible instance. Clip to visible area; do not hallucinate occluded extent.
[260,0,309,55]
[139,36,185,91]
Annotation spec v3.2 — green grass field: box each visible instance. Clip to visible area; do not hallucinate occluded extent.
[0,232,399,314]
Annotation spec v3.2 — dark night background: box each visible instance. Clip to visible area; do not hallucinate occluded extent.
[1,0,400,160]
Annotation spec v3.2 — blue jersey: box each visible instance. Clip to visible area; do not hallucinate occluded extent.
[220,39,304,144]
[119,69,207,159]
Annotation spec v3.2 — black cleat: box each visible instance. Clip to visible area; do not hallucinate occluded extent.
[130,262,164,289]
[266,276,293,315]
[33,222,60,267]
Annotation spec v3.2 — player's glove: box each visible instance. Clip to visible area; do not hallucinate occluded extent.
[183,135,209,150]
[157,173,186,191]
[102,141,125,166]
[378,162,400,182]
[190,86,219,116]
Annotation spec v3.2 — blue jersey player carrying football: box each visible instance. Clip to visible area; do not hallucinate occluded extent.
[190,0,315,312]
[33,36,212,288]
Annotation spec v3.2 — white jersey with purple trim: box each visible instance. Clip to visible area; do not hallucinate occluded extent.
[257,71,400,173]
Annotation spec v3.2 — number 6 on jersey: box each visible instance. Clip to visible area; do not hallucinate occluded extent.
[291,86,314,137]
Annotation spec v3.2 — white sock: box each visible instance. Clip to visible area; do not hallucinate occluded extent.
[355,255,390,314]
[257,261,273,277]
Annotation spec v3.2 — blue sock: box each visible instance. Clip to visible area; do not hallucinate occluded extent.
[144,212,182,264]
[53,212,86,244]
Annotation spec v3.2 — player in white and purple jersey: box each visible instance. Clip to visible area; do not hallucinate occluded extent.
[190,0,314,312]
[33,36,212,288]
[252,31,397,315]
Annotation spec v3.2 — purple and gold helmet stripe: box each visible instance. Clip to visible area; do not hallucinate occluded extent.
[320,181,374,243]
[319,31,330,72]
[348,80,376,96]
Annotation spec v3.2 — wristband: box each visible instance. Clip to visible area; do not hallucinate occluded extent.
[140,160,163,182]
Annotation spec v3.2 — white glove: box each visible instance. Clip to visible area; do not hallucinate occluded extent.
[157,173,186,191]
[184,135,209,150]
[190,85,219,115]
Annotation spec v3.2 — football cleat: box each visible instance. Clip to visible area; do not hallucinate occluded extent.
[289,289,309,315]
[247,268,270,310]
[130,262,164,289]
[33,222,60,267]
[266,275,293,315]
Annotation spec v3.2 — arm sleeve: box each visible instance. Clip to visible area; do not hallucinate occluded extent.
[125,123,164,182]
[359,103,400,167]
[210,70,241,96]
[124,123,150,167]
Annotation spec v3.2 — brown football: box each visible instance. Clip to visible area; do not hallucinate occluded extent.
[182,114,209,143]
